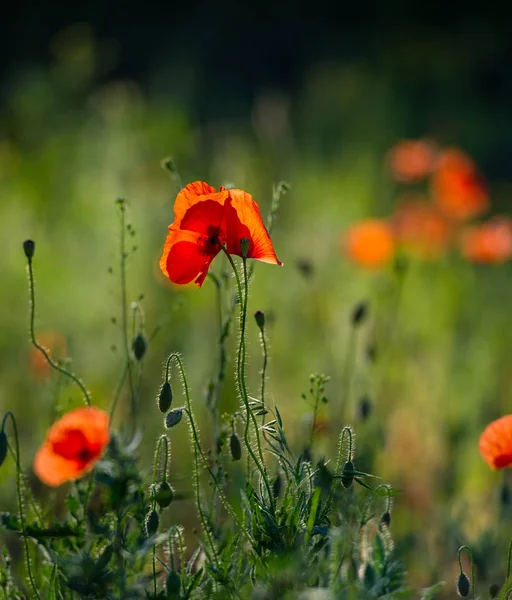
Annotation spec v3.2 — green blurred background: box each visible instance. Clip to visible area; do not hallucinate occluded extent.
[2,5,512,595]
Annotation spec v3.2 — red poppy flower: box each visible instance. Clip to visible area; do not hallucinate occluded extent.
[392,198,452,260]
[460,217,512,263]
[160,182,282,287]
[387,139,437,183]
[479,415,512,469]
[344,219,395,269]
[432,148,489,221]
[34,407,110,487]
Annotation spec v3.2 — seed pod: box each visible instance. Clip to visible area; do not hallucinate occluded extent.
[23,240,35,260]
[357,396,372,421]
[230,434,242,461]
[380,511,391,528]
[132,334,147,361]
[0,431,7,468]
[165,408,183,429]
[155,481,174,509]
[240,237,250,258]
[158,382,173,413]
[254,311,265,328]
[351,301,368,326]
[145,510,159,537]
[457,572,471,598]
[341,461,355,489]
[166,571,181,596]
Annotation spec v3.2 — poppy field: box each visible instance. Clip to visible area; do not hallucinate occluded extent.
[1,26,512,600]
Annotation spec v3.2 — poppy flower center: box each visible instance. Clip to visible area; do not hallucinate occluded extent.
[51,429,96,464]
[198,225,226,256]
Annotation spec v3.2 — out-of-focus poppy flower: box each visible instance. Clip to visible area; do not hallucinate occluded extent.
[460,217,512,263]
[344,219,395,269]
[34,407,110,487]
[30,331,67,380]
[432,148,489,220]
[160,182,282,287]
[392,198,452,260]
[387,139,437,183]
[479,415,512,469]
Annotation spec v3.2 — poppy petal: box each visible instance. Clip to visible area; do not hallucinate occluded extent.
[165,237,216,286]
[180,200,226,235]
[479,415,512,469]
[225,189,282,265]
[173,182,229,225]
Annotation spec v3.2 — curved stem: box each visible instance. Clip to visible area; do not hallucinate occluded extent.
[2,413,42,599]
[458,545,475,600]
[26,256,90,406]
[508,537,512,581]
[153,435,170,484]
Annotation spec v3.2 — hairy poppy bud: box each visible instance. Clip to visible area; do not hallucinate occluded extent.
[457,572,471,598]
[158,382,173,413]
[341,461,355,489]
[380,511,391,528]
[254,311,265,329]
[240,237,250,259]
[132,334,147,361]
[23,240,35,260]
[0,431,7,468]
[145,510,159,536]
[166,571,181,596]
[155,481,174,509]
[165,408,183,429]
[351,301,368,326]
[230,434,242,461]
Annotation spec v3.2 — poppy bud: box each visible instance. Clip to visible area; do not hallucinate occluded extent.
[240,237,250,259]
[158,382,173,413]
[357,396,372,421]
[341,461,355,489]
[457,572,471,598]
[165,408,183,429]
[351,301,368,326]
[254,311,265,328]
[0,431,7,468]
[145,510,159,536]
[132,334,147,361]
[230,434,242,461]
[166,571,181,596]
[23,239,35,260]
[362,563,376,589]
[380,511,391,528]
[489,583,500,598]
[155,481,174,509]
[96,544,113,571]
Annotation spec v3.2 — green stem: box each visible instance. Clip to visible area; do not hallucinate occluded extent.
[26,256,90,406]
[109,363,129,421]
[2,413,42,599]
[221,248,274,511]
[118,200,137,432]
[258,324,268,424]
[153,435,170,483]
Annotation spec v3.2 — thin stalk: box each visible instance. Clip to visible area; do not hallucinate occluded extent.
[2,413,41,599]
[258,324,268,424]
[26,254,90,406]
[220,248,274,511]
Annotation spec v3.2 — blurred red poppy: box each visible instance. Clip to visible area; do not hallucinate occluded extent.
[460,217,512,263]
[392,198,452,259]
[344,219,395,269]
[34,407,110,487]
[432,148,489,221]
[160,182,282,287]
[479,415,512,469]
[30,332,67,380]
[387,139,437,183]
